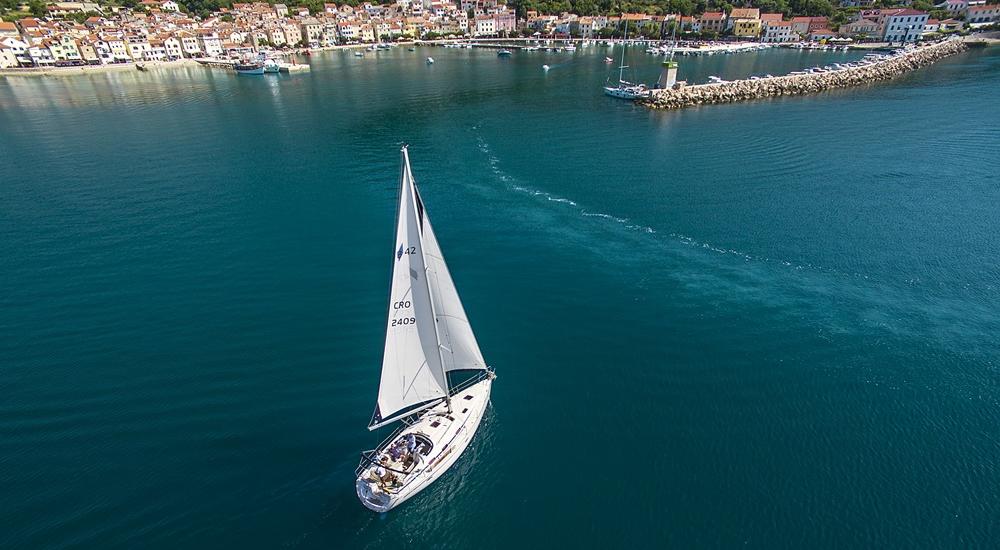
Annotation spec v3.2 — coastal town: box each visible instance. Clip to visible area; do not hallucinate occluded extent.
[0,0,997,69]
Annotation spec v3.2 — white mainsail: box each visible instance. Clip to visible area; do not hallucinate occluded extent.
[370,149,449,429]
[418,189,487,373]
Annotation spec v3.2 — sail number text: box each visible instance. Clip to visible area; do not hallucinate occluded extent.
[391,317,416,327]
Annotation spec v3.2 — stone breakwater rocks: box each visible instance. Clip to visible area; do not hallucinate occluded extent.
[641,40,969,111]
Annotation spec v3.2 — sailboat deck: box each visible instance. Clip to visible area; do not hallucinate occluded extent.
[357,374,492,502]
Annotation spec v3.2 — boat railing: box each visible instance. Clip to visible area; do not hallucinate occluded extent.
[354,369,493,480]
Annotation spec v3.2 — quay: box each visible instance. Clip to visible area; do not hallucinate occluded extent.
[641,39,969,111]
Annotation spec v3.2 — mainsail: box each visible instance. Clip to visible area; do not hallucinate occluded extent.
[370,148,449,429]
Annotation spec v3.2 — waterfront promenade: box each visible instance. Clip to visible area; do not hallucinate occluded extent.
[642,38,970,110]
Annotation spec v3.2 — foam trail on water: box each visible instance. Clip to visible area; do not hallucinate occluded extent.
[476,136,655,235]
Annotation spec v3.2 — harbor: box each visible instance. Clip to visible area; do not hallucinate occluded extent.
[2,14,1000,547]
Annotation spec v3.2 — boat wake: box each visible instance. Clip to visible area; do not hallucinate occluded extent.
[476,137,655,235]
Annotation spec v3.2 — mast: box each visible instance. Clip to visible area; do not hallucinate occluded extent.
[618,20,629,84]
[403,145,453,414]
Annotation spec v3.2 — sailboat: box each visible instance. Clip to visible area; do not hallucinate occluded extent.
[603,24,650,100]
[355,146,496,513]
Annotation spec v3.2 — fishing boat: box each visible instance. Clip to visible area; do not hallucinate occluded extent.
[234,60,264,75]
[497,49,511,57]
[603,26,650,100]
[355,146,496,513]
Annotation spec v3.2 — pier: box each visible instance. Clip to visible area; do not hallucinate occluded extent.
[641,39,969,111]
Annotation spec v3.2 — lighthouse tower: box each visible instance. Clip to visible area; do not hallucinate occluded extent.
[657,60,678,89]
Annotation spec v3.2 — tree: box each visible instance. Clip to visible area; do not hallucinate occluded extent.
[28,0,46,18]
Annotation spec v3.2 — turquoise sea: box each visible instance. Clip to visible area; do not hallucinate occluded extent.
[1,45,999,548]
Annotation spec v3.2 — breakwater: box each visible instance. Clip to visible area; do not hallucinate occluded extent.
[641,39,969,111]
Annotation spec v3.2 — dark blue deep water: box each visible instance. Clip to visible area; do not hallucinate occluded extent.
[1,46,999,549]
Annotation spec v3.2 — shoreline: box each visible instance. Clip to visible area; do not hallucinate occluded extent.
[641,39,971,111]
[0,58,201,77]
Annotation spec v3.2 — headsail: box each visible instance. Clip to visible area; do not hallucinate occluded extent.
[370,147,449,430]
[417,186,487,373]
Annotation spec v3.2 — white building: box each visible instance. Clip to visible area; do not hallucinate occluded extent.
[0,44,20,67]
[880,9,929,42]
[197,32,223,56]
[474,15,495,36]
[762,20,795,42]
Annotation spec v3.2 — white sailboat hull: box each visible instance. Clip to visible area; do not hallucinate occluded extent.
[356,375,493,512]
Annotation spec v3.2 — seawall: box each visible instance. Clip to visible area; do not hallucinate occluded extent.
[640,39,969,111]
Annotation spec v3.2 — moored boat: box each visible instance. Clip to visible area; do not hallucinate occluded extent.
[603,26,651,100]
[354,146,495,513]
[497,49,512,57]
[234,61,264,75]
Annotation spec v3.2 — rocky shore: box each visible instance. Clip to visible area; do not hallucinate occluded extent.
[641,39,969,111]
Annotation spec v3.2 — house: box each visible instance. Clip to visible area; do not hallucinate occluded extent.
[300,18,322,45]
[761,20,795,42]
[923,18,940,32]
[28,44,56,65]
[878,9,928,42]
[0,21,19,38]
[808,28,837,41]
[728,8,760,35]
[760,13,783,23]
[197,31,223,56]
[967,3,1000,23]
[698,12,726,34]
[840,0,876,6]
[732,17,762,38]
[0,44,20,68]
[274,3,289,17]
[163,35,182,58]
[45,2,102,17]
[790,16,813,35]
[570,16,596,37]
[338,21,359,41]
[933,0,962,14]
[126,35,151,60]
[105,36,130,62]
[359,23,375,42]
[474,14,495,35]
[939,18,964,30]
[267,26,286,45]
[839,18,879,37]
[1,36,30,66]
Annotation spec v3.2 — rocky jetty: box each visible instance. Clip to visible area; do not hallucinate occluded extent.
[641,39,969,111]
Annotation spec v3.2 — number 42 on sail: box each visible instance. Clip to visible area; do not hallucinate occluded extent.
[355,145,496,513]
